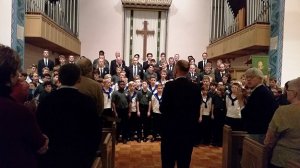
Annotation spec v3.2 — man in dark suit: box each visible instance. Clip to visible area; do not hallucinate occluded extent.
[197,52,211,72]
[37,49,54,76]
[167,57,175,80]
[93,50,109,69]
[240,68,278,134]
[96,58,110,78]
[160,60,201,168]
[143,52,153,71]
[36,64,101,168]
[214,63,231,83]
[110,51,126,76]
[128,57,143,81]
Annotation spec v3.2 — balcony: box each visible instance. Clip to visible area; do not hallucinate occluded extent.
[25,13,80,55]
[207,23,270,60]
[25,0,80,55]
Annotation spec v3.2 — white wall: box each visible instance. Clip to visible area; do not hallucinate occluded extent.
[281,0,300,85]
[79,0,210,63]
[167,0,210,62]
[0,0,12,46]
[79,0,123,62]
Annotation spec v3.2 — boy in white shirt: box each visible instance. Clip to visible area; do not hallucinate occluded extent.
[199,85,213,145]
[151,83,163,142]
[128,81,140,142]
[225,82,243,131]
[102,77,114,127]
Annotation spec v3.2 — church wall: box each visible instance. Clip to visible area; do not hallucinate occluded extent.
[281,0,300,86]
[79,0,123,62]
[167,0,210,63]
[79,0,210,63]
[0,0,12,46]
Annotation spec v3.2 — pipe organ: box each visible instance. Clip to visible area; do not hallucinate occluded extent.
[25,0,79,36]
[210,0,270,43]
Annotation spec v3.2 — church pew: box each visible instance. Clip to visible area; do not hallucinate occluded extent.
[92,121,116,168]
[101,121,117,168]
[101,133,113,168]
[91,156,102,168]
[222,125,248,168]
[240,135,269,168]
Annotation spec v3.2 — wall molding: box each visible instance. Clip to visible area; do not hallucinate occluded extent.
[121,0,172,10]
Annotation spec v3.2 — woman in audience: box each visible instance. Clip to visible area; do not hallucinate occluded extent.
[264,77,300,168]
[0,45,48,168]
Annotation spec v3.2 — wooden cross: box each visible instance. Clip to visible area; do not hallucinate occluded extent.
[136,21,155,61]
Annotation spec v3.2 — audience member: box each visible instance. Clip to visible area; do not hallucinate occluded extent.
[264,77,300,168]
[0,45,48,168]
[240,68,278,134]
[76,57,104,116]
[10,71,30,104]
[36,63,101,168]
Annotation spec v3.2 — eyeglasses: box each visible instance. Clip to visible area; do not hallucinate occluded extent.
[286,89,296,92]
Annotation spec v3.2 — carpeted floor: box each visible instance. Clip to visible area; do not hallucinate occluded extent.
[115,141,222,168]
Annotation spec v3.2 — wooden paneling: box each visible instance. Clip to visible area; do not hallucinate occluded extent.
[223,125,248,168]
[241,136,269,168]
[207,23,270,60]
[25,14,80,55]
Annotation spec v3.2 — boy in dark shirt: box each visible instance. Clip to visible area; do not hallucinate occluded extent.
[112,80,130,143]
[136,81,152,142]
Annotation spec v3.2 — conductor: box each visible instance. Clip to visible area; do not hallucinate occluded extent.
[160,60,201,168]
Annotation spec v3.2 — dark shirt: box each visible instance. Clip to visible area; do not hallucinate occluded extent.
[36,88,101,168]
[241,85,279,134]
[136,90,152,105]
[0,91,45,168]
[111,90,130,109]
[212,94,226,117]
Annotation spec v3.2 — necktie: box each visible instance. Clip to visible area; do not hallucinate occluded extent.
[170,66,172,71]
[100,68,103,76]
[45,59,48,66]
[134,66,137,76]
